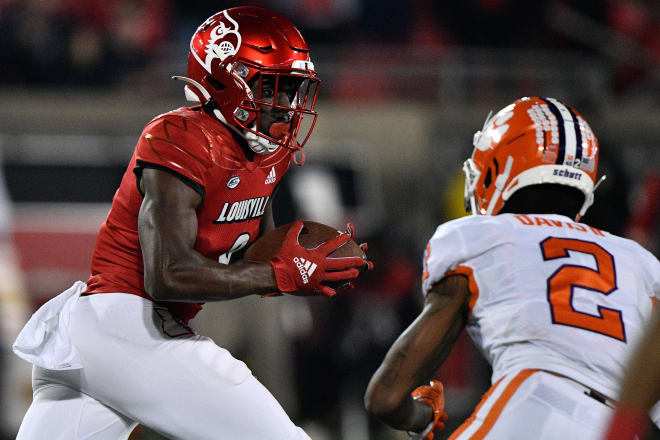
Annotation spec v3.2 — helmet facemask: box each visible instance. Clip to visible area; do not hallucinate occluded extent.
[239,65,320,162]
[463,158,481,214]
[176,61,319,163]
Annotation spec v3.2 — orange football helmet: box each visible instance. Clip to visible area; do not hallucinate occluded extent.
[464,97,603,220]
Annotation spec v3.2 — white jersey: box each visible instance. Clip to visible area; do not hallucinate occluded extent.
[422,213,660,399]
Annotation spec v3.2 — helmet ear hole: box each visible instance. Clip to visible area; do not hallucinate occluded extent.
[206,76,226,91]
[484,168,493,189]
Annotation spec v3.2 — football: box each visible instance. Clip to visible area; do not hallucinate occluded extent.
[245,221,367,291]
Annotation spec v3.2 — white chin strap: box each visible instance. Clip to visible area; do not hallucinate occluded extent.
[244,128,280,154]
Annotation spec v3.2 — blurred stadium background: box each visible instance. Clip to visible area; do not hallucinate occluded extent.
[0,0,659,439]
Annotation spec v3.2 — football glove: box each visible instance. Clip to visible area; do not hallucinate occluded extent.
[409,380,448,440]
[337,222,374,292]
[269,221,366,297]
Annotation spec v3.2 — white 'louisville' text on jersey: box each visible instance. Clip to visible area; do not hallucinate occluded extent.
[422,213,660,399]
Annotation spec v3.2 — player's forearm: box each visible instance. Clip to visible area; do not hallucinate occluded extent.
[364,321,457,432]
[138,179,279,301]
[365,349,435,432]
[145,254,277,302]
[365,276,469,431]
[365,386,433,432]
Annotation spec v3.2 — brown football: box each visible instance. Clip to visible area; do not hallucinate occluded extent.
[245,221,366,291]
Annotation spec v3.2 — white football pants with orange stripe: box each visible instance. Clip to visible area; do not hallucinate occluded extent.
[449,370,613,440]
[15,289,310,440]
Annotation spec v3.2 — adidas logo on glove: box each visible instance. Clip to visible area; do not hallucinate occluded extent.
[293,257,317,284]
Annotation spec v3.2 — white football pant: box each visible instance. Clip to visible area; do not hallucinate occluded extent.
[16,292,310,440]
[449,370,613,440]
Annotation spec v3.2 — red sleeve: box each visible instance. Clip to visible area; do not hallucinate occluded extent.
[134,113,212,199]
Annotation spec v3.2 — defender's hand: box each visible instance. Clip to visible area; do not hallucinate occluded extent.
[269,221,365,297]
[410,380,448,440]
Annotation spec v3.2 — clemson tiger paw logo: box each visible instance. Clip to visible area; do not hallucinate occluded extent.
[475,107,514,151]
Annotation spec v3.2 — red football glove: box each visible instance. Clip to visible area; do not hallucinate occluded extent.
[409,380,448,440]
[345,222,374,269]
[269,221,366,297]
[338,222,374,292]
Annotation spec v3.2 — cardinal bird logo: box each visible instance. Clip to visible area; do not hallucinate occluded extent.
[192,10,242,74]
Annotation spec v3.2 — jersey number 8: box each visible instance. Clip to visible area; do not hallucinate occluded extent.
[218,233,251,265]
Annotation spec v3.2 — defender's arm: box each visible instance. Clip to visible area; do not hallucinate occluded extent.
[364,275,470,432]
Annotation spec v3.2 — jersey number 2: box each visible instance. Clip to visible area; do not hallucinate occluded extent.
[540,237,625,342]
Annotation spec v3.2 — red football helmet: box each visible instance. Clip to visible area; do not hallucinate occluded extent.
[464,97,604,220]
[174,7,320,164]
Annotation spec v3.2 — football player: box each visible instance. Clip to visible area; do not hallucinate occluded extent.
[12,7,369,440]
[364,97,660,439]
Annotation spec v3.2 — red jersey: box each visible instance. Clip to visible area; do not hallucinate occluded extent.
[86,106,292,322]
